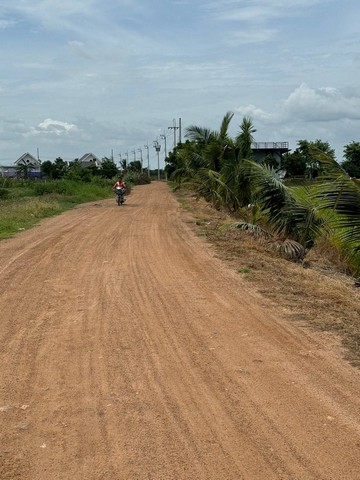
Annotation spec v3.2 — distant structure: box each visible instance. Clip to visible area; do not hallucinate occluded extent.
[78,153,101,168]
[0,152,41,178]
[251,142,290,168]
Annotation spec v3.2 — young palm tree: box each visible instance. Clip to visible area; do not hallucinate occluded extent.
[16,160,35,179]
[219,116,257,211]
[230,160,326,260]
[185,111,234,172]
[311,148,360,274]
[235,116,257,160]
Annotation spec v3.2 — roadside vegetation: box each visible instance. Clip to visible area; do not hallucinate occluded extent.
[0,157,151,240]
[165,112,360,278]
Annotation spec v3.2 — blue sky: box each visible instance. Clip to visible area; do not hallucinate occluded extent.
[1,0,360,168]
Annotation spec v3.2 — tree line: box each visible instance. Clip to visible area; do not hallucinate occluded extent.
[164,113,360,277]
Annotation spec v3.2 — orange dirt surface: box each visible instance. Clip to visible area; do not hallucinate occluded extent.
[1,181,360,480]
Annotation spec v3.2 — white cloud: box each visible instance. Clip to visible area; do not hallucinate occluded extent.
[27,119,79,137]
[236,84,360,125]
[283,83,360,121]
[235,104,276,123]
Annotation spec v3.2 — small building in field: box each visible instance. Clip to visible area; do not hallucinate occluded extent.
[0,165,17,178]
[78,153,101,168]
[251,142,290,168]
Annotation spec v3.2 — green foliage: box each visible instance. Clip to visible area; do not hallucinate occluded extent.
[53,157,69,179]
[127,160,142,172]
[282,139,335,178]
[65,161,92,182]
[0,198,67,240]
[342,141,360,178]
[282,150,307,177]
[235,116,256,160]
[124,171,151,186]
[169,113,360,271]
[0,188,10,198]
[16,160,35,179]
[100,157,118,179]
[41,160,54,178]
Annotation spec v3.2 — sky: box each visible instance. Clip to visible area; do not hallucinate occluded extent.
[1,0,360,169]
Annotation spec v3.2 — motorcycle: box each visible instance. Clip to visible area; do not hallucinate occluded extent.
[115,186,125,206]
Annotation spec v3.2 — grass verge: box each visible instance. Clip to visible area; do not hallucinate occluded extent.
[0,180,113,240]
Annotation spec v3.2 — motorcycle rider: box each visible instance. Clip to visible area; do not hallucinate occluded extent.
[113,176,126,192]
[113,176,126,203]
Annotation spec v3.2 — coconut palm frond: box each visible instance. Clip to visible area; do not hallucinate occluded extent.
[241,160,326,249]
[229,221,271,239]
[268,238,306,261]
[314,172,360,250]
[235,117,256,158]
[219,111,234,141]
[242,159,292,219]
[309,147,348,179]
[338,226,360,245]
[185,126,217,144]
[192,168,223,206]
[317,178,360,222]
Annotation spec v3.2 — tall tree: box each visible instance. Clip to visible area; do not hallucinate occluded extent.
[282,139,335,178]
[342,141,360,178]
[100,157,118,179]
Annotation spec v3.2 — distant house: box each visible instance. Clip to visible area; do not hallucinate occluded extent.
[15,152,42,179]
[0,152,42,178]
[14,152,40,168]
[0,165,17,178]
[78,153,101,168]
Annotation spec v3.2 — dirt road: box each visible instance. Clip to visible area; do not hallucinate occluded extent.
[1,182,360,480]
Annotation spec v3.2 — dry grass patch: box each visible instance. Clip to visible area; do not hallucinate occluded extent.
[174,188,360,367]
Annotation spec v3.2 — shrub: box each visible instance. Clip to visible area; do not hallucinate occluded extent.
[0,188,10,198]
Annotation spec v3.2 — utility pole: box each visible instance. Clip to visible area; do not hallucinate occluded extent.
[168,118,180,149]
[144,144,150,177]
[123,151,128,171]
[132,149,136,161]
[160,131,167,160]
[137,148,143,173]
[179,117,182,144]
[153,140,161,180]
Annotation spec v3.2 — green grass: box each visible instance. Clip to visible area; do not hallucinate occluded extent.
[0,179,114,240]
[237,267,251,274]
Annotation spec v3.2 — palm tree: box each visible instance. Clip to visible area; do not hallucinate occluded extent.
[185,111,234,172]
[181,114,258,211]
[235,116,256,160]
[230,160,326,260]
[16,160,35,179]
[218,116,257,211]
[311,149,360,274]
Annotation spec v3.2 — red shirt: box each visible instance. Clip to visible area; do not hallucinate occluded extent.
[114,180,125,189]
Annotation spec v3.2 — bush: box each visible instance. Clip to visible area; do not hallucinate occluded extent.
[124,171,151,186]
[0,188,10,198]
